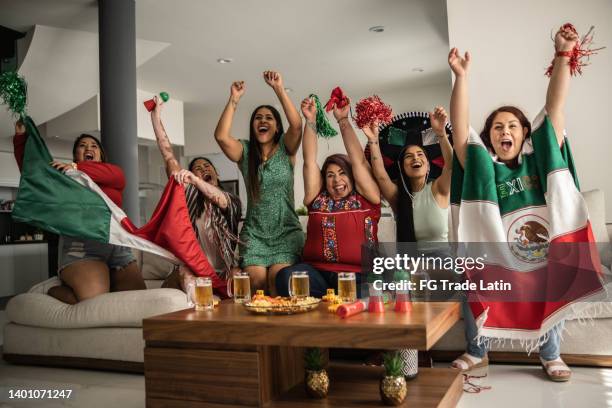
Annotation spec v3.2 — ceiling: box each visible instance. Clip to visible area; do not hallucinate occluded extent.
[0,0,451,113]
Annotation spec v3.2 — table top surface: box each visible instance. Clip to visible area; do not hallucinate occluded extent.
[144,301,460,350]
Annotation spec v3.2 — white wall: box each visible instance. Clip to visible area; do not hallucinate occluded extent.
[447,0,612,221]
[183,80,452,209]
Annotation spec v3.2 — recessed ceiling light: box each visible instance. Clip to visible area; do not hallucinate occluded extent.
[217,58,233,64]
[412,67,425,73]
[369,26,385,33]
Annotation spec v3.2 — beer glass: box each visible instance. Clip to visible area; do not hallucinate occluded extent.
[338,272,357,303]
[288,271,309,299]
[194,277,214,311]
[227,271,251,303]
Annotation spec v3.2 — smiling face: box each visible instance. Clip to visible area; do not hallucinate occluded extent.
[74,136,102,163]
[401,145,429,178]
[324,163,353,200]
[489,111,528,163]
[252,107,278,145]
[190,158,219,186]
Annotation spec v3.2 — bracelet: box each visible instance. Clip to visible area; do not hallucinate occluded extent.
[306,121,317,132]
[367,140,378,145]
[555,50,572,58]
[337,117,350,124]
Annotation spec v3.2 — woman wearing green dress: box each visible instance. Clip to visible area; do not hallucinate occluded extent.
[214,71,304,294]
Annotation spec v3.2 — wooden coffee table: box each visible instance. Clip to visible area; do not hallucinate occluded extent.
[143,301,462,407]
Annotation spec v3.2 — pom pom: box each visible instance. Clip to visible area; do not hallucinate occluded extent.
[0,71,27,119]
[324,87,349,112]
[545,23,605,77]
[309,94,337,138]
[353,95,392,129]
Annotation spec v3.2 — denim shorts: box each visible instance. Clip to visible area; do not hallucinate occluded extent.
[58,236,136,272]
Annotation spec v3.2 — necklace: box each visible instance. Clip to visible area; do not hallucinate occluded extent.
[261,144,279,163]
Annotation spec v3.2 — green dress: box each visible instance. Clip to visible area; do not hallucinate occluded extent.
[238,135,304,267]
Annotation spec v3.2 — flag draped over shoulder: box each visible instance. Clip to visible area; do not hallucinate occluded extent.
[450,109,606,349]
[12,116,226,295]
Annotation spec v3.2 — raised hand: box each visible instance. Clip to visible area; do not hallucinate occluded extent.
[230,81,246,100]
[429,106,448,136]
[301,97,316,123]
[152,95,164,119]
[173,169,197,186]
[50,160,75,173]
[332,96,351,122]
[263,71,283,90]
[362,121,380,141]
[15,120,25,135]
[448,47,471,77]
[555,26,579,52]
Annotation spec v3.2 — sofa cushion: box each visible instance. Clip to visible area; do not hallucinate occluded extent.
[6,288,187,329]
[140,252,177,280]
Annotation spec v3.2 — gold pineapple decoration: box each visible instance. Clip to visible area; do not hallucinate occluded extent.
[380,351,407,406]
[304,347,329,399]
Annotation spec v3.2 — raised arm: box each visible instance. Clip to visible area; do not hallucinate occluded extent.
[263,71,302,155]
[174,169,228,209]
[301,97,323,206]
[448,47,471,168]
[214,81,246,163]
[362,122,398,210]
[546,27,579,147]
[430,107,453,204]
[151,96,181,178]
[333,100,380,205]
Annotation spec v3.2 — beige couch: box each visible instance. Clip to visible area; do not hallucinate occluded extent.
[2,251,182,372]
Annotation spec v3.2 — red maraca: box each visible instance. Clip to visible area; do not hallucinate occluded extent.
[144,92,169,112]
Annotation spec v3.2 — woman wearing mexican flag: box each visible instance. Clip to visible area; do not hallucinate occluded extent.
[448,24,606,382]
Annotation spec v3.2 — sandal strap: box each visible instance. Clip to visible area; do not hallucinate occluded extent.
[452,353,482,370]
[541,358,570,373]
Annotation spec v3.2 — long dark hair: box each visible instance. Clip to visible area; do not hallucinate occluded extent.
[320,154,354,195]
[247,105,284,202]
[72,134,106,162]
[480,106,531,153]
[396,144,430,243]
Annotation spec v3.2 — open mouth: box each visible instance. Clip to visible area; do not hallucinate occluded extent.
[203,174,213,182]
[333,185,347,194]
[84,152,94,161]
[410,162,423,169]
[257,125,269,135]
[500,139,513,152]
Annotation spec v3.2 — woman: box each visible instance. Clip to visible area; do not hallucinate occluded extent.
[363,107,453,250]
[150,97,241,291]
[276,95,381,297]
[447,27,581,381]
[13,124,145,304]
[214,71,304,294]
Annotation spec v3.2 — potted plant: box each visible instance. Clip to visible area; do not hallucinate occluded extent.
[304,347,329,398]
[380,351,407,406]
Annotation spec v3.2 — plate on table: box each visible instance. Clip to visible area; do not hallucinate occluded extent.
[243,296,321,315]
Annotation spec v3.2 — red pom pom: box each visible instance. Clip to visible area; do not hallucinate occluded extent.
[353,95,392,129]
[545,23,605,77]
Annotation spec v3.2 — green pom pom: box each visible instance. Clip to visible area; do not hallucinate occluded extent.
[159,92,170,102]
[0,71,27,119]
[309,94,337,139]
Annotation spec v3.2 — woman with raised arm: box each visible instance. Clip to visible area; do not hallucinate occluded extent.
[275,96,381,297]
[150,97,241,291]
[363,107,453,250]
[214,71,304,294]
[13,124,145,304]
[447,26,593,382]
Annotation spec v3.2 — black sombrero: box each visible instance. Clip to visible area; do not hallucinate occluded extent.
[364,111,453,181]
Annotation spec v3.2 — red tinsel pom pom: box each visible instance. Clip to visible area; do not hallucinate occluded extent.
[353,95,392,129]
[545,23,605,77]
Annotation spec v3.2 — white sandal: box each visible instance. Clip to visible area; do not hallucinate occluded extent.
[451,353,489,377]
[540,357,571,382]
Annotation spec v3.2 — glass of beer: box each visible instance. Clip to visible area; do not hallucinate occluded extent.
[228,271,251,303]
[338,272,357,303]
[288,271,310,299]
[194,277,214,311]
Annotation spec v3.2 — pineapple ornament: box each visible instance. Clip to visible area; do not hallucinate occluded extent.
[380,352,407,406]
[304,348,329,399]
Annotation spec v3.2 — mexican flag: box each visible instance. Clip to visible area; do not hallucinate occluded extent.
[450,109,605,348]
[12,116,226,294]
